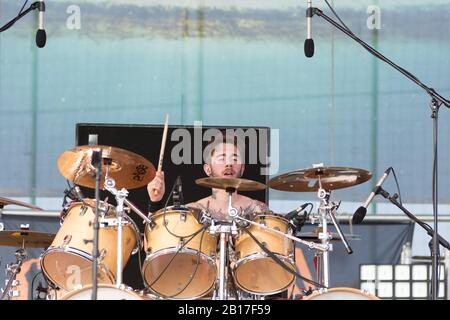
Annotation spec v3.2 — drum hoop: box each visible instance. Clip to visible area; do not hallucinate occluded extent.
[150,206,201,222]
[304,287,380,300]
[62,284,142,300]
[142,247,217,300]
[40,246,115,290]
[60,200,142,254]
[233,253,296,295]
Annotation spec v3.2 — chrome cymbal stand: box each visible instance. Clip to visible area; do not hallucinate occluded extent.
[209,187,239,300]
[1,247,27,300]
[313,174,353,288]
[103,177,153,288]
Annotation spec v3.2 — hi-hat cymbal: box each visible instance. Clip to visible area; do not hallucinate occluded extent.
[57,145,156,190]
[268,166,372,192]
[195,177,267,192]
[0,197,43,211]
[0,230,55,248]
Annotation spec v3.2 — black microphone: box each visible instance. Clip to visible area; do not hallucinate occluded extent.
[173,176,183,207]
[304,0,314,57]
[352,167,392,224]
[285,203,309,220]
[36,1,46,48]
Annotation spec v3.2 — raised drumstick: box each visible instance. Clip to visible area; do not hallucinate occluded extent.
[153,114,169,196]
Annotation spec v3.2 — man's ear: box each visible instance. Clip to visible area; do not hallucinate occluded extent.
[204,163,212,176]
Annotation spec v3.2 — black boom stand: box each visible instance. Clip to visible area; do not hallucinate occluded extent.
[308,4,450,300]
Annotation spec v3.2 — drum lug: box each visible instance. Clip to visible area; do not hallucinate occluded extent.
[177,239,185,250]
[79,205,88,217]
[180,211,187,222]
[146,247,152,255]
[63,235,72,246]
[98,249,107,262]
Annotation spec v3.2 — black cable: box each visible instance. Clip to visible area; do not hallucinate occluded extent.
[390,168,403,206]
[324,0,353,34]
[146,226,206,290]
[241,227,326,289]
[0,1,34,33]
[431,106,440,299]
[166,229,206,298]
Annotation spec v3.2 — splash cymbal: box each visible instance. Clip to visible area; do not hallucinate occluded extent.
[195,177,267,192]
[268,166,372,192]
[57,145,156,190]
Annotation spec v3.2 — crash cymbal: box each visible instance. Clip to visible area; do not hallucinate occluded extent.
[296,232,361,242]
[57,145,156,190]
[268,166,372,192]
[0,230,55,248]
[0,197,43,211]
[195,177,267,192]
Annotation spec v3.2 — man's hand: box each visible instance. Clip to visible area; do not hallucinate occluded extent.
[147,171,165,202]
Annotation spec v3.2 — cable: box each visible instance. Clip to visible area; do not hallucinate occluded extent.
[324,0,352,34]
[166,229,206,298]
[146,226,206,290]
[241,227,326,289]
[390,168,403,206]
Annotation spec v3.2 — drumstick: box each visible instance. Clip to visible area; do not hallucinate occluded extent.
[153,114,169,196]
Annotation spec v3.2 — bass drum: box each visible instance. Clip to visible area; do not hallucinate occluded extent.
[303,287,379,300]
[62,284,147,300]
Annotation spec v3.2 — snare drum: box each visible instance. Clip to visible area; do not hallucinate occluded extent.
[233,214,296,295]
[41,200,140,291]
[303,287,379,300]
[142,206,217,299]
[62,284,145,300]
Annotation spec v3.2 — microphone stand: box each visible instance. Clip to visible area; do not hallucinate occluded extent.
[309,7,450,299]
[377,186,450,258]
[0,2,41,33]
[90,150,103,300]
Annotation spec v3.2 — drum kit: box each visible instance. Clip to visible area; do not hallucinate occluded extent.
[0,145,380,300]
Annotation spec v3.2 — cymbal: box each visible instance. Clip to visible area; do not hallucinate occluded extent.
[296,232,361,242]
[195,177,267,192]
[267,166,372,192]
[0,197,43,211]
[57,145,156,190]
[0,230,55,248]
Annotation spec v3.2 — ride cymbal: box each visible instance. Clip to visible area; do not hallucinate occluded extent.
[268,166,372,192]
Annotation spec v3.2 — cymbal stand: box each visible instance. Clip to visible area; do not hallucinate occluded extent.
[1,247,27,300]
[103,177,128,288]
[314,175,353,288]
[208,187,239,300]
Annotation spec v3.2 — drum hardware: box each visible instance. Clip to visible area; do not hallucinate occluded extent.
[1,248,27,300]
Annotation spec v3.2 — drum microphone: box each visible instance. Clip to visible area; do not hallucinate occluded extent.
[36,1,46,48]
[173,175,184,207]
[285,203,309,220]
[304,0,315,58]
[352,167,392,224]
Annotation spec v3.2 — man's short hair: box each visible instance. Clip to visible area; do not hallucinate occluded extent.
[204,129,245,164]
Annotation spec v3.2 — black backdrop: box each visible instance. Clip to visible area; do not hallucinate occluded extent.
[76,123,270,289]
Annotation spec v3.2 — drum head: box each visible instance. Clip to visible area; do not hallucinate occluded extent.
[234,255,295,295]
[41,248,114,291]
[303,287,379,300]
[62,285,144,300]
[142,249,216,299]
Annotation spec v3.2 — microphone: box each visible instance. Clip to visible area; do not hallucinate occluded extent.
[36,1,46,48]
[173,176,184,207]
[352,167,392,224]
[304,0,315,57]
[285,203,309,220]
